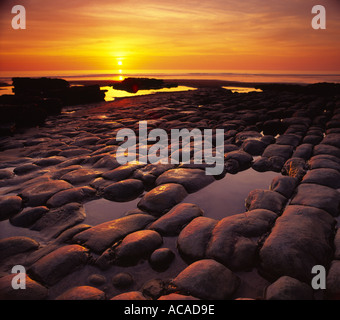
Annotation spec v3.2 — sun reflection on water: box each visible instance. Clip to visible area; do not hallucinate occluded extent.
[101,85,197,101]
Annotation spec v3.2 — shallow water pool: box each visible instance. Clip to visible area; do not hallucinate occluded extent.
[101,85,196,102]
[183,168,280,220]
[83,197,142,226]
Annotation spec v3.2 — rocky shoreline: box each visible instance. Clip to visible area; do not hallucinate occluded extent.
[0,81,340,300]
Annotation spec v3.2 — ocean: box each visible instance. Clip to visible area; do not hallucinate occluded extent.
[1,70,340,98]
[1,70,340,85]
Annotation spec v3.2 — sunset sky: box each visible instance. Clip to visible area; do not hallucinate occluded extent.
[0,0,340,74]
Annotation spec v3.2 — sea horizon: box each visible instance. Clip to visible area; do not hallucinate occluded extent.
[1,69,340,85]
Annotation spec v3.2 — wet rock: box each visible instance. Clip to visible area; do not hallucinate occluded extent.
[78,154,103,166]
[148,203,204,236]
[138,183,188,216]
[87,274,106,287]
[93,154,120,170]
[259,205,335,282]
[262,119,285,136]
[112,272,134,289]
[91,145,118,156]
[133,164,175,186]
[275,134,301,147]
[33,156,66,167]
[252,156,286,173]
[102,163,144,181]
[135,163,175,176]
[142,279,166,299]
[61,168,101,185]
[261,135,276,145]
[270,176,298,199]
[282,117,311,129]
[245,189,287,215]
[265,276,314,300]
[158,293,200,300]
[56,286,105,300]
[269,156,287,172]
[0,274,48,300]
[0,169,14,180]
[321,133,340,149]
[242,139,267,156]
[73,213,155,253]
[227,237,258,271]
[72,136,101,147]
[308,157,340,172]
[10,206,49,228]
[292,143,313,160]
[225,150,253,170]
[0,196,22,221]
[90,177,113,191]
[49,165,82,180]
[111,291,147,300]
[155,168,215,193]
[0,170,50,191]
[47,186,97,207]
[251,157,271,172]
[334,229,340,259]
[30,203,86,238]
[262,144,294,160]
[177,217,218,262]
[171,259,239,300]
[223,144,239,153]
[149,248,175,271]
[302,168,340,189]
[59,148,91,158]
[326,261,340,298]
[303,135,323,145]
[19,179,73,207]
[314,144,340,158]
[25,224,91,266]
[0,236,39,260]
[281,158,308,179]
[310,154,340,165]
[97,230,163,268]
[205,209,277,270]
[56,156,88,168]
[13,164,40,176]
[224,158,240,174]
[290,183,340,217]
[235,131,262,145]
[103,179,144,202]
[28,245,90,286]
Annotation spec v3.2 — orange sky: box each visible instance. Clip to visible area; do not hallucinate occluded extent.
[0,0,340,74]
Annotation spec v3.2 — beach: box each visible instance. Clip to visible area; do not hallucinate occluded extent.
[0,77,340,301]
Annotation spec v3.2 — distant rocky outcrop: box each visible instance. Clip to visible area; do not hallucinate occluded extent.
[112,77,178,93]
[256,82,340,96]
[12,77,106,105]
[0,77,106,135]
